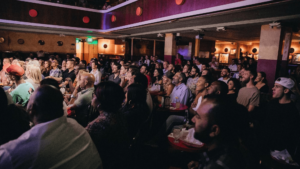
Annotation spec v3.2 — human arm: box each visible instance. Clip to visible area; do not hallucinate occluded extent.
[248,91,260,112]
[165,84,174,96]
[47,76,62,82]
[94,71,102,85]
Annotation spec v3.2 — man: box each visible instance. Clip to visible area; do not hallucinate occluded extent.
[47,59,63,82]
[186,65,200,94]
[228,59,238,71]
[195,58,202,72]
[55,54,62,64]
[233,64,242,79]
[163,61,169,74]
[170,72,193,105]
[60,59,76,88]
[144,55,150,66]
[182,64,191,78]
[67,73,95,126]
[138,56,144,66]
[119,60,124,66]
[108,63,121,84]
[206,80,229,97]
[188,96,248,169]
[258,77,300,165]
[0,85,102,168]
[7,64,34,107]
[218,67,230,83]
[140,64,151,86]
[237,68,259,112]
[73,57,80,66]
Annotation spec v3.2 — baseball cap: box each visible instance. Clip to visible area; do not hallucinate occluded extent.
[275,77,295,90]
[6,64,25,77]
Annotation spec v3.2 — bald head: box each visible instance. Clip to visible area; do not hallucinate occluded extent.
[80,73,95,88]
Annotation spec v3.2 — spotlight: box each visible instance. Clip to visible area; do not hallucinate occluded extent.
[216,27,226,31]
[198,34,205,40]
[269,22,281,29]
[157,33,164,38]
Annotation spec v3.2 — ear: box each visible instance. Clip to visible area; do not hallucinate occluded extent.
[84,79,88,86]
[284,88,290,94]
[209,125,220,137]
[204,82,209,88]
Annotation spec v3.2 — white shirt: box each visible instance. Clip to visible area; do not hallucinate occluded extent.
[218,77,230,84]
[90,69,102,85]
[228,64,237,71]
[0,116,102,169]
[144,59,150,66]
[192,96,202,111]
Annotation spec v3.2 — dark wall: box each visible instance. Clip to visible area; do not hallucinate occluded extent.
[128,39,164,61]
[0,1,100,29]
[102,0,242,29]
[199,40,216,63]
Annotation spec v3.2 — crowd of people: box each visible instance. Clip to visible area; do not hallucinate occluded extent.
[0,53,300,169]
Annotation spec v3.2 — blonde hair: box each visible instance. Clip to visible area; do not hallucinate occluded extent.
[12,59,21,66]
[26,65,42,84]
[76,69,88,87]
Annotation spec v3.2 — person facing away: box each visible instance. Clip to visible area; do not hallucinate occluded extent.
[0,85,102,169]
[188,96,249,169]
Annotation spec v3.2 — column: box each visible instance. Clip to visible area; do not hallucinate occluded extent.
[257,24,283,89]
[236,42,241,59]
[164,33,176,63]
[153,40,156,56]
[280,28,293,76]
[194,37,200,58]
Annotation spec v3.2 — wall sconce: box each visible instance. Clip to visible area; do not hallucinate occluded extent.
[224,48,229,53]
[38,40,45,45]
[252,48,257,53]
[103,44,108,48]
[289,48,295,53]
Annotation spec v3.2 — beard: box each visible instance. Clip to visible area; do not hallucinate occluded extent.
[242,77,250,86]
[190,74,196,78]
[194,126,213,144]
[172,79,178,85]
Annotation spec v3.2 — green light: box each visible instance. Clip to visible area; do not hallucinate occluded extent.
[87,31,93,33]
[89,40,98,45]
[87,38,93,43]
[76,39,80,43]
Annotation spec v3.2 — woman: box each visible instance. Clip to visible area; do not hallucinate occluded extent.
[86,82,129,169]
[167,63,176,74]
[120,64,129,88]
[25,65,42,90]
[189,75,212,115]
[69,69,87,94]
[90,60,102,86]
[155,62,163,69]
[61,59,67,73]
[255,71,269,94]
[209,56,219,70]
[152,68,163,85]
[42,60,51,77]
[162,72,174,96]
[227,78,241,103]
[39,59,44,71]
[175,53,182,66]
[121,84,149,139]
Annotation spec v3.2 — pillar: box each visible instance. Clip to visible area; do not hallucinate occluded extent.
[164,33,176,63]
[194,37,200,57]
[236,42,241,59]
[280,28,293,76]
[257,24,283,89]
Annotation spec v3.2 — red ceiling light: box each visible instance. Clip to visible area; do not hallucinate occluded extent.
[29,9,38,17]
[175,0,185,5]
[136,7,143,16]
[111,15,116,22]
[82,16,90,23]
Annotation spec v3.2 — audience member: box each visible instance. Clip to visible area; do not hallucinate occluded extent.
[170,72,193,106]
[255,71,269,94]
[25,63,42,90]
[229,59,238,71]
[7,64,34,107]
[120,64,129,88]
[163,61,169,74]
[233,64,242,79]
[175,53,182,65]
[60,59,76,88]
[186,65,200,95]
[206,81,229,97]
[67,73,95,127]
[182,64,191,79]
[195,58,202,72]
[140,64,151,86]
[144,55,150,66]
[162,71,175,96]
[121,83,150,138]
[167,63,176,74]
[61,59,67,72]
[47,59,63,82]
[209,56,219,70]
[258,77,300,166]
[218,67,230,83]
[152,68,163,85]
[90,59,102,86]
[138,56,144,66]
[108,62,121,84]
[237,68,260,112]
[0,85,102,168]
[86,81,128,169]
[188,96,248,169]
[41,60,51,77]
[227,78,241,103]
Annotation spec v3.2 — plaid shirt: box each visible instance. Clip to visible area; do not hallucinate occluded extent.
[49,68,62,78]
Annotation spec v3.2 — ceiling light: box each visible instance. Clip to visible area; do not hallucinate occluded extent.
[216,27,226,31]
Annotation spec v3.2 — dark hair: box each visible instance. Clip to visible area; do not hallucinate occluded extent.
[184,64,191,72]
[40,79,60,89]
[62,59,67,63]
[32,85,64,123]
[0,88,8,113]
[223,67,231,73]
[163,60,169,64]
[126,84,147,107]
[232,59,238,64]
[141,64,149,73]
[131,68,139,76]
[201,75,213,87]
[258,71,267,84]
[114,63,121,70]
[191,65,200,75]
[74,57,80,64]
[133,73,148,90]
[81,60,87,66]
[164,71,174,80]
[213,81,229,96]
[196,57,201,63]
[67,59,75,65]
[152,68,163,83]
[179,72,187,84]
[244,68,257,81]
[205,95,249,144]
[95,81,125,112]
[227,78,241,93]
